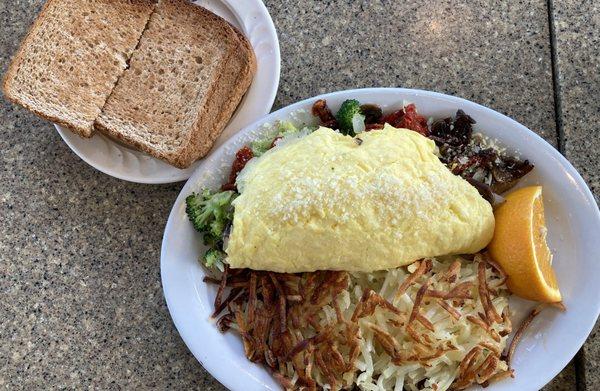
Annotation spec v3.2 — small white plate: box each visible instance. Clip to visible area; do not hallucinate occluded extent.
[161,88,600,390]
[56,0,280,184]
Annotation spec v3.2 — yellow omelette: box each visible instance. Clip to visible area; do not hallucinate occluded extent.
[226,125,494,272]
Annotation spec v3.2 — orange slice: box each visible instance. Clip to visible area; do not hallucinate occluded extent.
[488,186,561,302]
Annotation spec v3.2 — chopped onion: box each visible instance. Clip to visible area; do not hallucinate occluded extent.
[352,113,366,134]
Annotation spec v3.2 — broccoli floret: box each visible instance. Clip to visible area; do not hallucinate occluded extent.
[336,99,365,136]
[202,232,219,247]
[185,190,236,242]
[203,248,226,271]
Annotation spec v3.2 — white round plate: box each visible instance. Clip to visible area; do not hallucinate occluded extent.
[161,88,600,390]
[56,0,280,184]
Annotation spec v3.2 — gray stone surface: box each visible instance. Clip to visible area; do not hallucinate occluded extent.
[0,0,588,389]
[552,0,600,389]
[268,0,558,146]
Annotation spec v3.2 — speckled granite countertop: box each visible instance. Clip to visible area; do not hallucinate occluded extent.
[0,0,598,389]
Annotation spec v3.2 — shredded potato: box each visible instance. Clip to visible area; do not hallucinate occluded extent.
[208,255,513,391]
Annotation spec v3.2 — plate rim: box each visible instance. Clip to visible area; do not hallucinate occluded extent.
[55,0,281,184]
[161,87,600,391]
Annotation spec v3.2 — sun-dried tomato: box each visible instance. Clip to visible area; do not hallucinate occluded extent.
[381,109,403,127]
[381,104,429,136]
[222,146,254,191]
[312,99,338,128]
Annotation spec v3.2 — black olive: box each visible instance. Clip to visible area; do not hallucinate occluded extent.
[360,103,383,124]
[430,110,475,147]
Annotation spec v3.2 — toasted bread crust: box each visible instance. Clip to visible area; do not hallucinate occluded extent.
[166,1,241,168]
[95,0,256,169]
[170,22,257,167]
[4,0,255,168]
[3,0,155,137]
[175,28,253,167]
[208,26,257,142]
[161,0,255,168]
[2,0,91,135]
